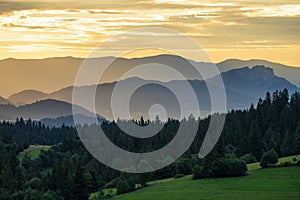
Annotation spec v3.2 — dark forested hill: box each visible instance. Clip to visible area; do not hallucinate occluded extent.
[0,99,95,121]
[0,89,299,199]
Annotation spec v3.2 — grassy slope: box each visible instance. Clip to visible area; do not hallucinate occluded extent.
[247,155,300,171]
[19,145,51,160]
[112,166,300,200]
[110,155,300,200]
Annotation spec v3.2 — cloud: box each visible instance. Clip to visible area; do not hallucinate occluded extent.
[0,0,299,66]
[240,5,300,17]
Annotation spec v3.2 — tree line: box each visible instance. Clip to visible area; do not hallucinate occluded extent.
[0,89,299,199]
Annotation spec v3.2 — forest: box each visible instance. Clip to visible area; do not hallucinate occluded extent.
[0,89,299,199]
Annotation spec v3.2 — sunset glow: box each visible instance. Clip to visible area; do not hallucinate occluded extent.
[0,0,299,66]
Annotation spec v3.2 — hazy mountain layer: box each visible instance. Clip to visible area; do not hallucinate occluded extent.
[1,65,298,121]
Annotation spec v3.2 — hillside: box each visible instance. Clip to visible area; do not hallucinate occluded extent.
[0,96,10,105]
[1,55,300,99]
[217,59,300,87]
[112,166,300,200]
[5,65,299,120]
[8,90,47,106]
[0,99,94,120]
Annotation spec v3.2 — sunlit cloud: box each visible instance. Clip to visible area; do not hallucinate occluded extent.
[154,0,235,7]
[0,0,299,66]
[240,5,300,17]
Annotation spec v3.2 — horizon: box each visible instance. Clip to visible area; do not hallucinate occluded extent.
[1,54,299,67]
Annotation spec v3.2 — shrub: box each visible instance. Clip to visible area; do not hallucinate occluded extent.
[260,149,278,168]
[210,158,247,177]
[240,153,257,164]
[278,161,293,167]
[176,158,193,175]
[174,174,185,179]
[116,180,131,195]
[192,166,209,180]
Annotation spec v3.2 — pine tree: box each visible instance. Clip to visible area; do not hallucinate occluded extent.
[264,127,276,151]
[294,122,300,154]
[249,121,263,159]
[73,166,88,200]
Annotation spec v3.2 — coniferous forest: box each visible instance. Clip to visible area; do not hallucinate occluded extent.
[0,89,300,199]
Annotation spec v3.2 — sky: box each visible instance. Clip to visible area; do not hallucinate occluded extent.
[0,0,300,66]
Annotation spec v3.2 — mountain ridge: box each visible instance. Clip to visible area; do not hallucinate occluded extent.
[0,99,97,121]
[0,96,10,105]
[1,55,300,99]
[1,65,298,121]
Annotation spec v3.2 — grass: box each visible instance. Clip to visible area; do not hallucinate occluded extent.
[112,166,300,200]
[247,155,300,171]
[19,145,51,161]
[147,177,175,186]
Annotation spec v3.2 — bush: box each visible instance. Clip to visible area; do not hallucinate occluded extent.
[210,158,247,177]
[240,153,257,164]
[173,174,185,179]
[116,180,131,195]
[192,166,209,180]
[260,149,278,168]
[277,161,293,167]
[176,158,193,175]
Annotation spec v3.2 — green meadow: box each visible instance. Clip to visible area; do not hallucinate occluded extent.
[19,145,51,160]
[111,166,300,200]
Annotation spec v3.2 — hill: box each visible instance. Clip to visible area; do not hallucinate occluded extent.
[0,99,94,120]
[217,59,300,87]
[0,96,10,105]
[111,166,300,200]
[1,55,300,98]
[8,90,47,106]
[6,65,299,119]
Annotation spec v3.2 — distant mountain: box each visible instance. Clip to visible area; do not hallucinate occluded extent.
[219,65,298,108]
[0,113,10,120]
[0,99,96,121]
[0,96,10,105]
[2,55,299,99]
[8,90,47,105]
[217,59,300,87]
[0,57,83,99]
[4,65,297,120]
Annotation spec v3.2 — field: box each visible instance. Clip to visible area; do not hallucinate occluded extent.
[247,155,300,171]
[111,166,300,200]
[19,145,51,160]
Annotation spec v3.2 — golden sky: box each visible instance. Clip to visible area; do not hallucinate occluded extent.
[0,0,300,66]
